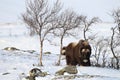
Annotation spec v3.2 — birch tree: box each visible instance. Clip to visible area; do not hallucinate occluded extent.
[54,10,84,65]
[22,0,62,66]
[82,17,100,40]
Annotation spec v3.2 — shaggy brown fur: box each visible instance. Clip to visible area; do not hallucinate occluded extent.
[62,39,91,66]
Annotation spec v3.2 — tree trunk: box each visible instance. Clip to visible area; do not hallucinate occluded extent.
[83,30,86,40]
[110,28,119,69]
[110,45,119,69]
[118,23,120,33]
[57,35,64,66]
[83,28,87,40]
[39,36,43,66]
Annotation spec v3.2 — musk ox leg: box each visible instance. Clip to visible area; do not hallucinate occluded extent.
[88,59,91,66]
[72,59,78,66]
[78,58,83,66]
[66,55,76,66]
[66,55,71,65]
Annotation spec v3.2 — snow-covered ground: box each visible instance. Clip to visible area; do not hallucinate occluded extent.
[0,49,120,80]
[0,23,120,80]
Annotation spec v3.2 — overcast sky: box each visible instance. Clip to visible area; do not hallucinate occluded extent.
[0,0,120,23]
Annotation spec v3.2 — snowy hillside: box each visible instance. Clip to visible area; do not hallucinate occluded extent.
[0,22,115,53]
[0,23,120,80]
[0,49,120,80]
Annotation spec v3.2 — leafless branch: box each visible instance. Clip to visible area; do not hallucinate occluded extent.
[22,0,62,66]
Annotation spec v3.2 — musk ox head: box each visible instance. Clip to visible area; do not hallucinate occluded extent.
[81,48,90,63]
[78,39,91,54]
[78,40,91,64]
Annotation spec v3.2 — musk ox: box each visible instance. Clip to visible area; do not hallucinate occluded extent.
[62,39,91,66]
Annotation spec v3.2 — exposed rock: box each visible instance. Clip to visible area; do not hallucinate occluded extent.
[25,76,35,80]
[23,68,49,80]
[3,47,19,51]
[55,68,65,75]
[44,52,51,54]
[52,75,106,80]
[25,50,36,54]
[2,72,10,75]
[55,65,78,76]
[52,75,76,80]
[3,47,36,54]
[38,72,48,77]
[29,68,42,77]
[64,65,78,74]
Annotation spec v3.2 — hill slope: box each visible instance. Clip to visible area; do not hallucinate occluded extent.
[0,49,120,80]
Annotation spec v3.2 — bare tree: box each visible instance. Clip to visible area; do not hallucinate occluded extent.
[112,9,120,33]
[21,0,62,66]
[92,37,108,67]
[54,10,84,65]
[82,17,100,40]
[109,9,120,69]
[110,27,119,69]
[101,49,107,67]
[92,38,103,66]
[101,39,109,67]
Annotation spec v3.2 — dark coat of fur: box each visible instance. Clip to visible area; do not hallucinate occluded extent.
[62,39,91,66]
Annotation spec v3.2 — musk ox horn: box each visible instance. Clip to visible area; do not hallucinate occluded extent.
[81,49,86,52]
[86,49,90,52]
[81,49,90,53]
[61,50,66,55]
[78,39,84,45]
[61,47,66,55]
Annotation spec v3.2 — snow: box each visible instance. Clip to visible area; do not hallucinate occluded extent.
[0,23,120,80]
[0,50,120,80]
